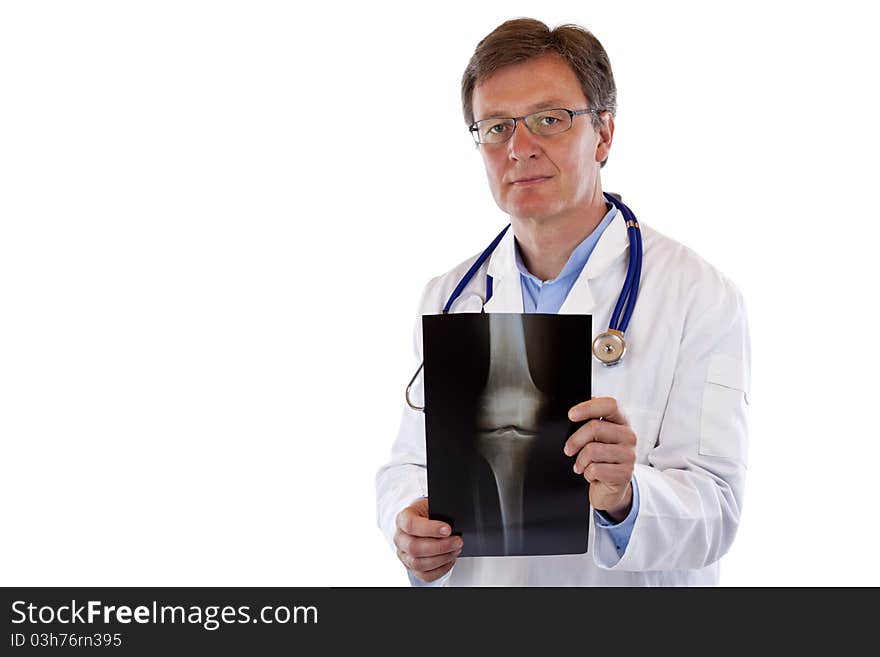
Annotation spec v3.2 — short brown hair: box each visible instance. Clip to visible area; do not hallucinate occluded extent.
[461,18,617,133]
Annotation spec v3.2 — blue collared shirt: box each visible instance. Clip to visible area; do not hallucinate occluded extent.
[515,204,616,313]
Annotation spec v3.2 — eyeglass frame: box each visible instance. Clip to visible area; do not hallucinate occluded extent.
[468,107,604,145]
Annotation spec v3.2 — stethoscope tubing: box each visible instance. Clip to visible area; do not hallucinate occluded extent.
[606,193,641,334]
[442,225,510,314]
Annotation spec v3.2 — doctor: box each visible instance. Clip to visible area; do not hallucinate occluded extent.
[375,18,751,586]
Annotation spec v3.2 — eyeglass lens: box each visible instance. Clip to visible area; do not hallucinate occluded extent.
[474,109,573,143]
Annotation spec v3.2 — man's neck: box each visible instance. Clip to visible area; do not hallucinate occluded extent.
[512,198,609,282]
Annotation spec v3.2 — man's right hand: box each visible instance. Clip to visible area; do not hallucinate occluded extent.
[394,498,463,583]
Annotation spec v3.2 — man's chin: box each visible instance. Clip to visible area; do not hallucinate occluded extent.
[505,205,561,223]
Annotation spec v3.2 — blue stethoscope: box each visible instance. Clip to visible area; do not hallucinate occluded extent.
[405,192,642,412]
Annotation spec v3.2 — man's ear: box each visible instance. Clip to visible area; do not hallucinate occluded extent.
[595,111,615,166]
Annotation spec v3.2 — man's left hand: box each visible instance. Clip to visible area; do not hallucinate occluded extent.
[564,397,637,522]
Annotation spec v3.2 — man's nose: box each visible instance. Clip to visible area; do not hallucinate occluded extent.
[507,120,541,161]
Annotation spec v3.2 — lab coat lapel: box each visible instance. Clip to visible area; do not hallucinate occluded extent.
[482,226,524,314]
[558,210,630,315]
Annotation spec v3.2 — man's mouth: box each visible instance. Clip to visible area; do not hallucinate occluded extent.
[511,176,551,186]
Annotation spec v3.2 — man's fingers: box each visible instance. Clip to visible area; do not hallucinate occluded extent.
[411,560,455,584]
[563,419,633,456]
[395,533,463,557]
[395,505,452,538]
[583,462,631,486]
[405,548,461,574]
[397,538,460,582]
[572,442,629,474]
[568,397,629,425]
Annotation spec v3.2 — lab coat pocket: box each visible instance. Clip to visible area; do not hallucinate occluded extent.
[699,354,749,462]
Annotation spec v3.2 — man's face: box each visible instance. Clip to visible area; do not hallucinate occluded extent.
[471,54,611,224]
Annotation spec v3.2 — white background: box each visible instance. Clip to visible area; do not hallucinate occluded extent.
[1,1,878,586]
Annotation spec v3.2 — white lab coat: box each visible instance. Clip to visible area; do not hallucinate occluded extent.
[376,210,751,586]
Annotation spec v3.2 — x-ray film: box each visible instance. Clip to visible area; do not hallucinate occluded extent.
[423,313,591,558]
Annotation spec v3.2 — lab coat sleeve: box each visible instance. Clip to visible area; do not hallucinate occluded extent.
[593,274,751,571]
[375,278,444,555]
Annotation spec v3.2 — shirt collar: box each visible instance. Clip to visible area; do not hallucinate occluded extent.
[513,202,618,285]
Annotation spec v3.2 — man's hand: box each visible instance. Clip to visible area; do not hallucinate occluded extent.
[394,498,463,583]
[564,397,637,521]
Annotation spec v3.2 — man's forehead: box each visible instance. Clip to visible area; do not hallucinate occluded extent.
[476,98,573,119]
[471,55,588,119]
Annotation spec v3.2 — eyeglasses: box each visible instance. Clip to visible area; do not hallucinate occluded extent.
[469,108,601,144]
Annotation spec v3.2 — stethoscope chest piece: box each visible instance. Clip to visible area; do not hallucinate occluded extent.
[592,329,627,366]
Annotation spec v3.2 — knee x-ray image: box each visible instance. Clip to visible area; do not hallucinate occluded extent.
[422,313,591,558]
